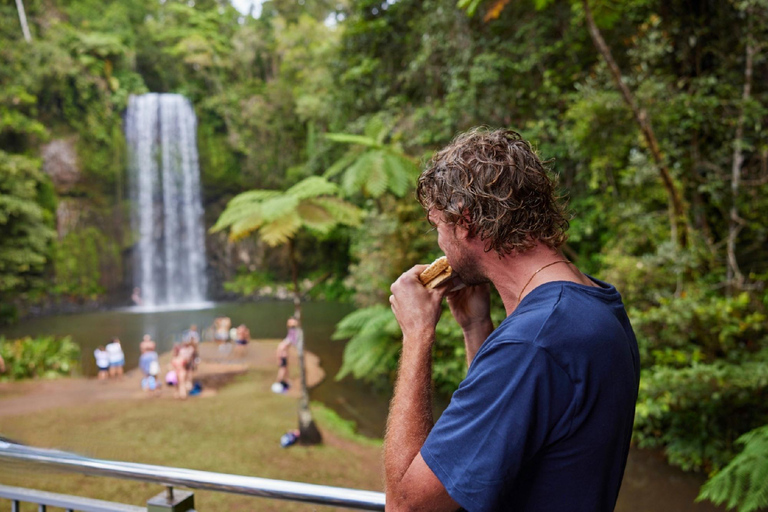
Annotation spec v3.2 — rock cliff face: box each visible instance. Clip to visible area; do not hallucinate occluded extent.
[205,231,266,299]
[42,138,80,194]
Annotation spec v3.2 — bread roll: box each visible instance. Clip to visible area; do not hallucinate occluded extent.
[419,256,454,289]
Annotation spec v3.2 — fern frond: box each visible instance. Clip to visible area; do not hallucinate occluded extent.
[323,150,359,179]
[336,330,400,381]
[698,424,768,512]
[226,189,281,206]
[227,212,265,240]
[341,152,373,196]
[382,152,417,197]
[333,304,402,381]
[364,151,388,198]
[332,305,391,339]
[211,201,263,234]
[286,176,339,200]
[311,197,363,227]
[364,115,388,144]
[258,211,302,247]
[324,133,380,148]
[297,200,334,225]
[260,195,300,223]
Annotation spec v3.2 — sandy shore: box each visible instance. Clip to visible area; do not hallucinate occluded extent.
[0,340,325,418]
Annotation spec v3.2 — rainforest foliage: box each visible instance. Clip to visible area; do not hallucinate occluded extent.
[0,335,80,380]
[2,0,768,508]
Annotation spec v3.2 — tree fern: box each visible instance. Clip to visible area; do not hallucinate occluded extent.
[286,175,339,200]
[211,176,360,245]
[323,117,419,199]
[256,211,302,246]
[333,305,402,382]
[698,424,768,512]
[211,175,362,444]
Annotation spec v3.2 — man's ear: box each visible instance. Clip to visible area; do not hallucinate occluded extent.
[453,209,473,240]
[452,222,470,240]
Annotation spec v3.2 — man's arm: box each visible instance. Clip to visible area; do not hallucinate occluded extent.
[446,283,494,366]
[386,267,461,512]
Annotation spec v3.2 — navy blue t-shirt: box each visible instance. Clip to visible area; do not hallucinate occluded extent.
[421,279,640,511]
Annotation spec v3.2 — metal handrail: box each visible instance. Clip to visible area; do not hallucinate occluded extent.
[0,440,386,510]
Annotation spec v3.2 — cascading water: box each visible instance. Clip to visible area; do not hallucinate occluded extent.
[125,93,208,308]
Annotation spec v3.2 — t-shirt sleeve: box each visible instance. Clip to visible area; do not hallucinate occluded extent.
[421,341,574,511]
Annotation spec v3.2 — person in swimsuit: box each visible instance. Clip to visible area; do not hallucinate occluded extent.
[234,324,250,357]
[170,340,196,399]
[272,317,299,393]
[214,317,232,353]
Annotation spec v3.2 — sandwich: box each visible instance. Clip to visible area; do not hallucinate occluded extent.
[418,256,454,289]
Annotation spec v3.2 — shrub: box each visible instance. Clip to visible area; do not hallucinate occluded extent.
[0,336,80,381]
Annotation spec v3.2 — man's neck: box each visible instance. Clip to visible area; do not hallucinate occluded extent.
[482,245,587,316]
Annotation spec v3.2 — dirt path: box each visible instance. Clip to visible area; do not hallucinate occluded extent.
[0,340,325,418]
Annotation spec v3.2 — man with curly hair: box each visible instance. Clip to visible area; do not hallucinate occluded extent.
[386,128,640,511]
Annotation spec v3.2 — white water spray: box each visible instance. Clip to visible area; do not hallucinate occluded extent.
[126,93,208,308]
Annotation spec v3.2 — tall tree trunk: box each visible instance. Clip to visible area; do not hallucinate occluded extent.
[582,0,688,248]
[288,239,322,445]
[726,15,754,293]
[15,0,32,42]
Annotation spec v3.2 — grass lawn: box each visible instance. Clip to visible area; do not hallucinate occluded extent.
[0,366,384,511]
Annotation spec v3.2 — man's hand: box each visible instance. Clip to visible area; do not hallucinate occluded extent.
[446,282,493,365]
[390,265,448,341]
[386,266,462,512]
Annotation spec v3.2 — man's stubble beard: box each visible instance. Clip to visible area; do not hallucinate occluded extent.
[449,241,490,287]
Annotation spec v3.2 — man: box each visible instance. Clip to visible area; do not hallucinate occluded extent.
[386,128,640,511]
[272,317,299,393]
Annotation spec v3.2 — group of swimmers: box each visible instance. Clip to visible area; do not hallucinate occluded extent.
[94,317,299,398]
[213,316,250,356]
[93,326,201,399]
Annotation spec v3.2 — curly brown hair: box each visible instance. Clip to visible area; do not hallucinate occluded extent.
[417,127,569,256]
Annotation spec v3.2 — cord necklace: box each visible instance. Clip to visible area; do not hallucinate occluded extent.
[517,260,571,305]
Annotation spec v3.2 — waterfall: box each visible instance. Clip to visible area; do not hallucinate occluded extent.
[125,93,208,308]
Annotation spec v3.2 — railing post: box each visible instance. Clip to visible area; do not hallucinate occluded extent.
[146,486,194,512]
